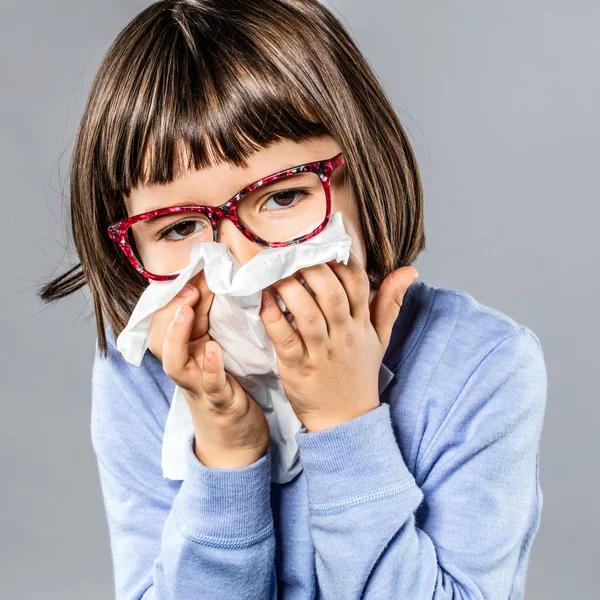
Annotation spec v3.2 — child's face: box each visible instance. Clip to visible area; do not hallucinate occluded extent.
[125,135,373,302]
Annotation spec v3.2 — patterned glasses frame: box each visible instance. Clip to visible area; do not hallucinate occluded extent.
[108,152,345,281]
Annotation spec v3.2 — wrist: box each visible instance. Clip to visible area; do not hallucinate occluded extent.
[302,401,381,433]
[194,437,268,469]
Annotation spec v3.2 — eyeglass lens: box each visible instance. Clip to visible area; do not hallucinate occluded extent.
[127,170,327,277]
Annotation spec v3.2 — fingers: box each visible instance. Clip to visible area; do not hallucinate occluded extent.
[293,263,349,329]
[173,279,200,308]
[168,270,213,340]
[324,252,371,320]
[201,341,235,411]
[163,308,237,412]
[148,281,199,362]
[370,267,418,349]
[189,270,214,340]
[260,289,308,367]
[156,269,214,371]
[162,304,195,382]
[270,275,328,345]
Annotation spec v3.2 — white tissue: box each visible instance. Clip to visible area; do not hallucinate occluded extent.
[116,211,353,483]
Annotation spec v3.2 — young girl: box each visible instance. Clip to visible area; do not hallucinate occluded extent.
[38,1,547,599]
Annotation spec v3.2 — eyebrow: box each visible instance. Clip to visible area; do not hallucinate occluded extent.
[136,200,213,225]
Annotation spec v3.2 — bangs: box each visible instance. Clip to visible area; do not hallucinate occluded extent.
[42,0,426,359]
[95,2,331,217]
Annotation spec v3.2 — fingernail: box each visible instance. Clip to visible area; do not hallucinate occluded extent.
[177,284,195,297]
[205,345,214,359]
[174,306,186,322]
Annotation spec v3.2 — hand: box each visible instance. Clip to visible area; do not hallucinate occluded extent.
[148,269,213,364]
[158,274,270,469]
[259,252,418,432]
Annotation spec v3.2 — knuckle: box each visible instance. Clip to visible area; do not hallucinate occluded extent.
[206,392,235,415]
[344,330,355,348]
[276,276,294,291]
[353,267,370,288]
[203,375,228,397]
[305,309,322,326]
[280,329,299,351]
[163,362,183,383]
[152,309,173,337]
[327,288,347,307]
[192,314,209,338]
[385,268,403,287]
[201,380,218,395]
[298,361,314,378]
[155,303,173,319]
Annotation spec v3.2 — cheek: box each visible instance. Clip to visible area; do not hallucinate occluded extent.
[339,213,367,268]
[352,231,367,268]
[330,181,367,268]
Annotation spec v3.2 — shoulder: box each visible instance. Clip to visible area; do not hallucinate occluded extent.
[93,324,174,404]
[424,282,545,386]
[91,324,175,460]
[386,279,545,376]
[383,280,547,468]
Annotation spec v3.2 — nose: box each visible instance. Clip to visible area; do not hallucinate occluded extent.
[216,216,264,266]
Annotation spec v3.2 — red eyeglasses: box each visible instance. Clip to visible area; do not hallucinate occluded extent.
[108,151,345,281]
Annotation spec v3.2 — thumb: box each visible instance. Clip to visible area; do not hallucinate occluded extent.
[370,267,419,351]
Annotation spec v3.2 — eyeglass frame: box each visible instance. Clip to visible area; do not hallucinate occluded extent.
[108,151,345,281]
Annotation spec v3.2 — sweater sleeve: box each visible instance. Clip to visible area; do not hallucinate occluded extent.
[294,329,547,599]
[90,338,276,600]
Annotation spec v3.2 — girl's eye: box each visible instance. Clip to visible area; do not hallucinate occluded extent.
[261,189,308,211]
[158,219,207,241]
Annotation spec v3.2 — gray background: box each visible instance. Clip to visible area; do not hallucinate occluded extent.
[1,0,597,598]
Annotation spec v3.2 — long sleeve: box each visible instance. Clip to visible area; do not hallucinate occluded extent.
[294,329,547,599]
[91,338,276,600]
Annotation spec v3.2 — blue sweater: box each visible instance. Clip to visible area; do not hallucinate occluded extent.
[91,280,547,599]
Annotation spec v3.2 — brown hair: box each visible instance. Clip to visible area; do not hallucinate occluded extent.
[37,0,425,358]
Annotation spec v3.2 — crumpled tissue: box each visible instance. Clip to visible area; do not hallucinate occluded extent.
[115,211,354,484]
